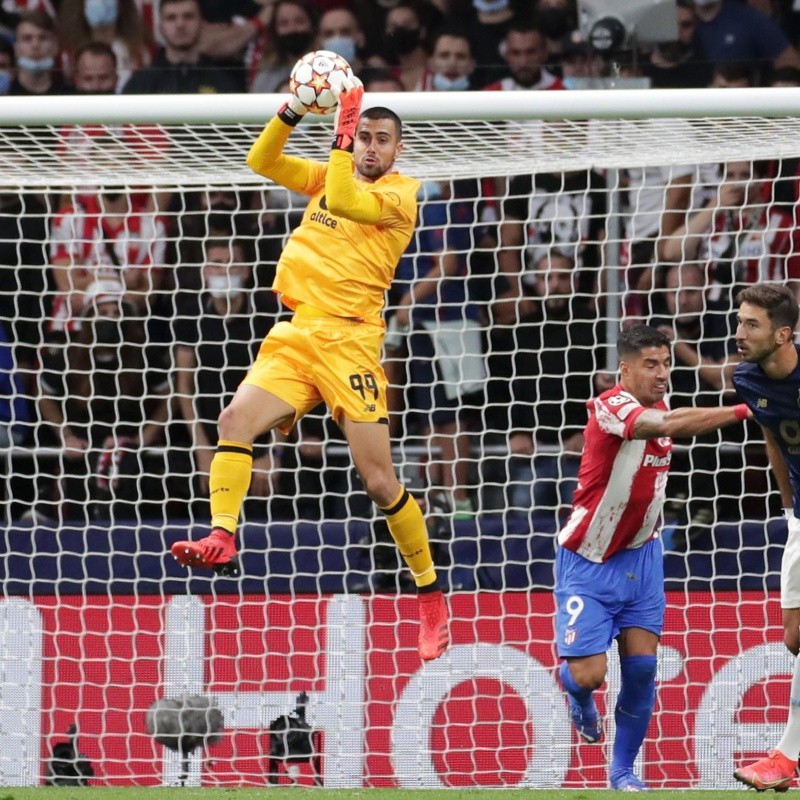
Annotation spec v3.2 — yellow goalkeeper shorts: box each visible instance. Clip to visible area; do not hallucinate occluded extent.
[241,308,389,435]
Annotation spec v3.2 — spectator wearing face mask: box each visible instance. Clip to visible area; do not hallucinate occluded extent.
[58,0,152,91]
[417,28,476,91]
[370,0,434,91]
[316,6,366,74]
[250,0,317,94]
[462,0,515,86]
[168,187,259,293]
[10,10,72,94]
[174,238,278,504]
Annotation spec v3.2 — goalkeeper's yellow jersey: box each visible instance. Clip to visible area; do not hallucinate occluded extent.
[247,117,420,326]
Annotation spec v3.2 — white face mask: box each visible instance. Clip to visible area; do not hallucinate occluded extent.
[322,35,356,65]
[432,73,470,91]
[16,55,54,72]
[84,0,118,27]
[207,273,244,299]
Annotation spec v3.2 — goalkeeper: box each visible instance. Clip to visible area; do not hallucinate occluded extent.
[171,78,449,661]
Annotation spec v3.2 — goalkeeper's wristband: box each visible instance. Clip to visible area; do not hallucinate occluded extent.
[733,404,749,421]
[277,102,304,127]
[784,507,795,520]
[331,133,354,152]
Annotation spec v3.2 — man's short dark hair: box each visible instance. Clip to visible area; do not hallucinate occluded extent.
[159,0,198,12]
[17,9,55,33]
[360,106,403,139]
[617,325,671,360]
[75,41,117,68]
[432,27,475,58]
[737,283,800,331]
[204,236,247,259]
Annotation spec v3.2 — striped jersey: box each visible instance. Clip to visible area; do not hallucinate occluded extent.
[558,384,671,562]
[49,193,166,332]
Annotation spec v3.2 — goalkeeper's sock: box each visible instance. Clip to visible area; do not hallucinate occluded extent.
[610,655,657,778]
[776,654,800,760]
[209,440,254,535]
[380,487,437,588]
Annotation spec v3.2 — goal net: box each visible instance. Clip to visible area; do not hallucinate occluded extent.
[1,88,799,788]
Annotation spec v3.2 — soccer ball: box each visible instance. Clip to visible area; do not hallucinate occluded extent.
[289,50,354,115]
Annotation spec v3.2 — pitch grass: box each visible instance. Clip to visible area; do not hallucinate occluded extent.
[0,790,758,800]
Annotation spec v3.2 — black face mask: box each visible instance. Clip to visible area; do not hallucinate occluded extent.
[94,318,122,346]
[536,8,572,40]
[384,26,421,59]
[275,30,314,55]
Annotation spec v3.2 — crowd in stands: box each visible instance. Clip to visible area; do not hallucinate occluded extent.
[0,0,798,96]
[1,0,800,550]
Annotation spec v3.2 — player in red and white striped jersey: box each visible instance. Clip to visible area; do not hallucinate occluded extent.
[556,325,751,791]
[557,383,671,563]
[49,189,166,334]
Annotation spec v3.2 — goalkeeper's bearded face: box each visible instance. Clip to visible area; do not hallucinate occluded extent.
[353,119,402,181]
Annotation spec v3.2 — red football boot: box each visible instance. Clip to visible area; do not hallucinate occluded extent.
[418,589,450,661]
[171,527,240,577]
[734,749,796,792]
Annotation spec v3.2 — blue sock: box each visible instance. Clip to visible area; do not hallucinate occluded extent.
[611,654,657,778]
[559,660,594,709]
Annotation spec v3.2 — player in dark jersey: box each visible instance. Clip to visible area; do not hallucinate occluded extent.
[733,283,800,792]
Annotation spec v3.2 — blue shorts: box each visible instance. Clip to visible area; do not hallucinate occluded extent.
[554,537,666,658]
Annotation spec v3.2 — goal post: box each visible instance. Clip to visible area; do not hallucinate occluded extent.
[1,87,799,788]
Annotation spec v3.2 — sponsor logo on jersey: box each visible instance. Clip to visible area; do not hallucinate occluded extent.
[642,453,672,468]
[311,195,338,229]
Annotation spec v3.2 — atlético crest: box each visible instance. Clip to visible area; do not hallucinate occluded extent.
[564,627,577,646]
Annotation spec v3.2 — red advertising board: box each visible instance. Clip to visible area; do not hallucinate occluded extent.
[0,591,785,788]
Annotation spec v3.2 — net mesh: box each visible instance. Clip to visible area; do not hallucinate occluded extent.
[0,106,798,787]
[3,115,800,187]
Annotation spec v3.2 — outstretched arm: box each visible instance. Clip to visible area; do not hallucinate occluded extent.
[632,403,751,440]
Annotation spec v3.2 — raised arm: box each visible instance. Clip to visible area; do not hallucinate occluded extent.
[246,95,324,195]
[324,76,385,224]
[325,149,383,223]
